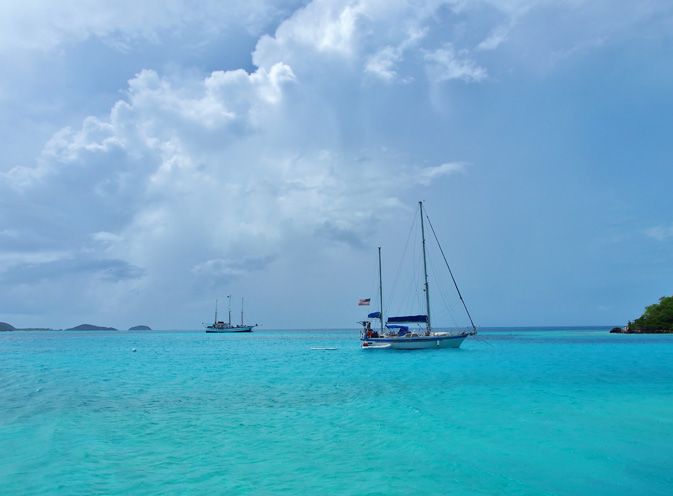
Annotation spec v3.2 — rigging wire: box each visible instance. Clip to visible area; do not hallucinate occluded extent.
[365,250,381,316]
[423,207,477,332]
[427,252,464,330]
[422,206,494,347]
[386,208,419,319]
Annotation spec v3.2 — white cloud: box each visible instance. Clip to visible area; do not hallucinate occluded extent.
[1,41,464,324]
[92,231,123,245]
[416,162,467,185]
[192,256,275,279]
[365,26,426,82]
[477,25,511,51]
[0,0,178,53]
[253,0,366,69]
[424,44,487,83]
[366,46,402,80]
[645,226,673,241]
[0,0,302,55]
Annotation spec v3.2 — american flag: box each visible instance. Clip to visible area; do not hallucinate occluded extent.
[358,298,371,306]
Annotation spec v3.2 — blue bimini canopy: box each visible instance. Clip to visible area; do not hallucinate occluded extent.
[368,311,381,319]
[387,315,427,324]
[386,325,409,333]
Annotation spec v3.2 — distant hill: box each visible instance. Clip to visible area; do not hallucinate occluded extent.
[66,324,118,331]
[0,322,15,331]
[129,325,152,330]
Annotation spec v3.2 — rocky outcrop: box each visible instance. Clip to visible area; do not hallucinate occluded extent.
[0,322,15,331]
[129,325,152,330]
[612,327,673,334]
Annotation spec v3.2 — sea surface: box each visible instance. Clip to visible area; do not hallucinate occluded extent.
[1,327,672,495]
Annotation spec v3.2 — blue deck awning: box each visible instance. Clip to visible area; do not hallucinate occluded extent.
[387,315,427,324]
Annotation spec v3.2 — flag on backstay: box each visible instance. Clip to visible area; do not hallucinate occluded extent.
[358,298,371,306]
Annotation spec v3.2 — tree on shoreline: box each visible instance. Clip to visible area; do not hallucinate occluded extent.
[632,295,673,331]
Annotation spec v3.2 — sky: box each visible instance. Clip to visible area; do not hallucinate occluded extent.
[1,0,672,330]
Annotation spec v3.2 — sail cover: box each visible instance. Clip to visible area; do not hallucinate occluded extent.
[387,315,427,324]
[368,311,381,319]
[386,325,409,332]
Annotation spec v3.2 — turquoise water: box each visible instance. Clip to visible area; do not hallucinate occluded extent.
[1,327,672,495]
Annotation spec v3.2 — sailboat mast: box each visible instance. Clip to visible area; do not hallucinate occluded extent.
[227,295,232,326]
[241,297,244,326]
[214,299,218,323]
[420,201,431,332]
[378,246,384,333]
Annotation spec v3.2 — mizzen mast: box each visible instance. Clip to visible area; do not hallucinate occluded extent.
[378,246,384,333]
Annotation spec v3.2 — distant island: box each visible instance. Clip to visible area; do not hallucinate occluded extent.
[1,322,153,332]
[17,327,59,331]
[611,295,673,333]
[0,323,58,331]
[66,324,118,331]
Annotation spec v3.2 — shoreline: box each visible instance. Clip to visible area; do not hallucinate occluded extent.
[610,327,673,334]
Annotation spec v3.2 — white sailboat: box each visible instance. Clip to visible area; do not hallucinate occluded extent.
[205,296,257,333]
[360,201,477,350]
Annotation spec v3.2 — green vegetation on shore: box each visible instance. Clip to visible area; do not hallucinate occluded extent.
[630,295,673,332]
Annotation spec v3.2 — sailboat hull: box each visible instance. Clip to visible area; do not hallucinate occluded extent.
[206,326,254,333]
[362,333,469,350]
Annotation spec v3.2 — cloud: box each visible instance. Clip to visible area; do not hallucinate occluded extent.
[1,256,145,286]
[424,44,487,83]
[0,0,180,53]
[314,220,367,249]
[192,255,276,282]
[0,0,302,55]
[253,0,365,69]
[366,46,402,81]
[365,27,427,82]
[1,32,464,324]
[477,25,511,51]
[645,226,673,241]
[92,231,123,243]
[416,162,467,186]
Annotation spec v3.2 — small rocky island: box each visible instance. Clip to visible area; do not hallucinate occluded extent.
[129,325,152,330]
[611,295,673,333]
